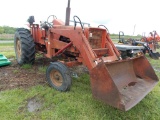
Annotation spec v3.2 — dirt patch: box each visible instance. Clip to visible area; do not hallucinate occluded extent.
[0,58,48,91]
[0,57,88,91]
[27,96,42,112]
[69,65,89,77]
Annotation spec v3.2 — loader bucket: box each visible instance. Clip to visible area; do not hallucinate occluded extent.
[90,56,158,111]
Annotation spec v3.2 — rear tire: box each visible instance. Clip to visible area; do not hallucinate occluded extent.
[14,28,35,65]
[46,62,72,91]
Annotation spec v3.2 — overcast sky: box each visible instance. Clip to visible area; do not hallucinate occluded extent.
[0,0,160,35]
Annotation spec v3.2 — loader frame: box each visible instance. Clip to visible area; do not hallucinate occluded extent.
[30,20,120,70]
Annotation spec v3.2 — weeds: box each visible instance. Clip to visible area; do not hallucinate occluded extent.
[0,43,14,58]
[21,64,32,69]
[13,70,19,74]
[0,43,13,46]
[38,66,47,73]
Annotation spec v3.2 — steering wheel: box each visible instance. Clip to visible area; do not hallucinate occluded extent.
[47,15,57,27]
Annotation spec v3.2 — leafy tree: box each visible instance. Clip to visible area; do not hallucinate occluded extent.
[0,26,17,34]
[0,26,4,34]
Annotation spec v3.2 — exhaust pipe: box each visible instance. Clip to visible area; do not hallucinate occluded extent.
[65,0,71,26]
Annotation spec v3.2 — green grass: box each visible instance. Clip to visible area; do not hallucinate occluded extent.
[0,38,14,40]
[0,73,160,120]
[21,64,32,69]
[0,33,14,40]
[110,34,141,44]
[110,34,141,40]
[38,66,47,73]
[112,39,119,43]
[0,43,14,46]
[0,43,15,58]
[13,70,19,74]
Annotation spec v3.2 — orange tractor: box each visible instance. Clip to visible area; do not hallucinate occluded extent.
[153,31,160,42]
[141,31,160,43]
[141,31,160,51]
[14,0,158,111]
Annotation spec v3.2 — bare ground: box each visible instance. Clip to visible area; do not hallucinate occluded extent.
[0,58,50,91]
[0,57,88,91]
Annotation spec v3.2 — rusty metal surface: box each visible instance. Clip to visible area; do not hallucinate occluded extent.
[120,78,157,111]
[90,62,122,109]
[90,56,159,111]
[55,42,72,56]
[93,48,108,56]
[50,69,63,87]
[89,29,103,49]
[133,56,158,80]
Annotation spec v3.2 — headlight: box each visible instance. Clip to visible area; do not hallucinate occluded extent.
[144,43,147,46]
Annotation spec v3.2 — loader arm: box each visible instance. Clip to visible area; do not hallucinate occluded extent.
[51,28,97,69]
[106,32,121,58]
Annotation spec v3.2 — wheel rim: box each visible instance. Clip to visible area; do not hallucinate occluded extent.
[50,70,63,87]
[16,39,21,61]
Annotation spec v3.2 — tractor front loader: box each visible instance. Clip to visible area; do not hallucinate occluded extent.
[14,0,158,111]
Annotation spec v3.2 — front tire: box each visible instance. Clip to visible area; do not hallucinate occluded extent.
[46,62,72,91]
[14,28,35,65]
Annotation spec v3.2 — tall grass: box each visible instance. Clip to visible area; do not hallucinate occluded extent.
[0,34,14,40]
[0,43,15,58]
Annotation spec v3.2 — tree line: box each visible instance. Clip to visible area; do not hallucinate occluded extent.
[0,26,17,34]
